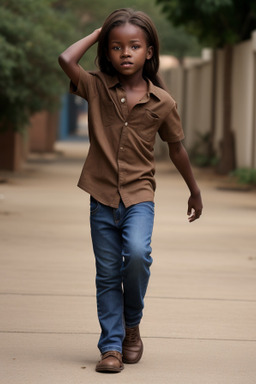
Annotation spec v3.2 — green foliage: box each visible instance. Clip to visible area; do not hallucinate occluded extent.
[230,168,256,185]
[156,0,256,47]
[0,0,76,131]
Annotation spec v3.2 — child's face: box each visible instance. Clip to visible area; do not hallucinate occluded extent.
[107,22,153,78]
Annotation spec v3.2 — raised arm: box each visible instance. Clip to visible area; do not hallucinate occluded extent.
[168,141,203,222]
[58,28,101,87]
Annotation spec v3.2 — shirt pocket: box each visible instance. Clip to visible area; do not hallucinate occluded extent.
[135,109,160,142]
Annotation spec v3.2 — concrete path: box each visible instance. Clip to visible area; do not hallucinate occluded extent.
[0,141,256,384]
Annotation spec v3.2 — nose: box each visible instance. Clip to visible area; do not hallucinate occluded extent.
[121,47,130,57]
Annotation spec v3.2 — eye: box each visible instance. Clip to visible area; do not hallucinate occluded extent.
[112,46,121,51]
[132,45,140,50]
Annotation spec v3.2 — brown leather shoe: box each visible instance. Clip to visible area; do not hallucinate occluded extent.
[95,351,124,373]
[122,325,143,364]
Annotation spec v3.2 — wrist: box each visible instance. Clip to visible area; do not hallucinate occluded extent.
[190,187,201,197]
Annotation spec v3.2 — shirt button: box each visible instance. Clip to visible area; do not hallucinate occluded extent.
[124,122,128,126]
[121,97,126,103]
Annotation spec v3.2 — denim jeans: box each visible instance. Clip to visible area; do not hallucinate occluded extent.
[90,197,155,354]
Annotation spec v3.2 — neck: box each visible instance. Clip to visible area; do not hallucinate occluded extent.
[118,72,146,90]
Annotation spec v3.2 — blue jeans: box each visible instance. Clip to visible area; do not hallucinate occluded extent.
[90,197,155,354]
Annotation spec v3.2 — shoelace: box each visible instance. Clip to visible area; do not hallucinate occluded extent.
[125,328,139,343]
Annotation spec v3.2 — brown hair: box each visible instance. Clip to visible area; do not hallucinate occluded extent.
[97,8,165,89]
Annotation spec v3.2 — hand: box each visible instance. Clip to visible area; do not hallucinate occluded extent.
[187,191,203,222]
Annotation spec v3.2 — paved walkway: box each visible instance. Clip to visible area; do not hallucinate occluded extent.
[0,141,256,384]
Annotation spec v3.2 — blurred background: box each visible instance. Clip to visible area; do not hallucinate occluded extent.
[1,0,256,185]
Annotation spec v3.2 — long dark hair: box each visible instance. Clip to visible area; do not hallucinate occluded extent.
[97,8,166,89]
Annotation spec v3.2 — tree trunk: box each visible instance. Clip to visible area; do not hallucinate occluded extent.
[217,44,236,174]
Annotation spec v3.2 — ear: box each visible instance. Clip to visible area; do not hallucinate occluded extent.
[146,46,153,60]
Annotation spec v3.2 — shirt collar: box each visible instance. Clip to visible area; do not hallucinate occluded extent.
[96,71,162,101]
[147,79,162,101]
[95,71,120,88]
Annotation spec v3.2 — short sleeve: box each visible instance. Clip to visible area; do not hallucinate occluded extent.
[69,65,96,101]
[158,103,185,142]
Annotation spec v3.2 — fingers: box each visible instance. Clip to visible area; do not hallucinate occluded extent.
[187,193,203,222]
[188,208,202,222]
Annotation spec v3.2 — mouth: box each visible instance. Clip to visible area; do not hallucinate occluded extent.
[121,61,133,67]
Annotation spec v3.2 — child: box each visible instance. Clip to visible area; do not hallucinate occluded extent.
[58,8,203,373]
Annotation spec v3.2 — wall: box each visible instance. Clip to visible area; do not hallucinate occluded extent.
[162,31,256,169]
[29,111,59,153]
[232,39,254,167]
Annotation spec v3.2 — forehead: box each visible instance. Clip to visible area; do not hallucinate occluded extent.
[108,22,147,43]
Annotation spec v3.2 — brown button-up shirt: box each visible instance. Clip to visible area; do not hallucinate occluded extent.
[70,66,184,208]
